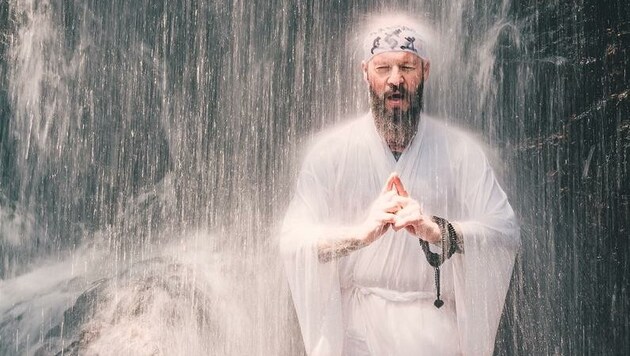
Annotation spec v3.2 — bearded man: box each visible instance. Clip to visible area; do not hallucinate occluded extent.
[281,18,520,356]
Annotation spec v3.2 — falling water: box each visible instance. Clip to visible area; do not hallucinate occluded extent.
[0,0,627,355]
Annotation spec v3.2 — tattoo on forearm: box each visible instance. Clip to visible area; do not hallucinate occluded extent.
[317,238,365,263]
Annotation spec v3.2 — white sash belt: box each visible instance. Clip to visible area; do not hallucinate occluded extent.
[355,286,435,303]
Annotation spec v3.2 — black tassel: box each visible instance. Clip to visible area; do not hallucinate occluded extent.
[433,266,444,308]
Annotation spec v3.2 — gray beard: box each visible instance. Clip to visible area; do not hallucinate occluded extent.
[369,83,424,153]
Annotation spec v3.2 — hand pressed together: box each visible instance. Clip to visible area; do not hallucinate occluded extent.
[359,173,441,246]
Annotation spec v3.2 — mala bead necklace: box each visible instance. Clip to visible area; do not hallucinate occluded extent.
[419,216,458,308]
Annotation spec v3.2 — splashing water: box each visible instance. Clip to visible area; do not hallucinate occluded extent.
[0,0,627,355]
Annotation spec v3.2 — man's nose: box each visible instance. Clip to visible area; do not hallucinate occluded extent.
[387,67,404,86]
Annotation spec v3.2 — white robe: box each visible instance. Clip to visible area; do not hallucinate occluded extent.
[281,114,520,356]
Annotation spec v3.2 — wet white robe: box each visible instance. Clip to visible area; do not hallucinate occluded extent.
[281,114,520,356]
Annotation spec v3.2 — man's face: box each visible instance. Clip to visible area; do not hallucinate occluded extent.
[362,51,429,118]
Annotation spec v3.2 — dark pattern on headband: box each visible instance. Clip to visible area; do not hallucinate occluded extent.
[365,25,426,61]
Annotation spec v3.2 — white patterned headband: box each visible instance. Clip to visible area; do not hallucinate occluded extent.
[364,25,429,62]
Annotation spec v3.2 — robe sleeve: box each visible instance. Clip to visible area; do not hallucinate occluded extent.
[280,150,345,356]
[450,143,521,356]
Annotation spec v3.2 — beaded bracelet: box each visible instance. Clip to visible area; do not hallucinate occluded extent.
[418,216,459,308]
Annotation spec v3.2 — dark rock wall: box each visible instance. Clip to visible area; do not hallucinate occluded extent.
[497,0,629,354]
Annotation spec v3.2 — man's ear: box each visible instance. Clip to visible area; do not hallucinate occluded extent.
[422,60,430,82]
[361,61,369,82]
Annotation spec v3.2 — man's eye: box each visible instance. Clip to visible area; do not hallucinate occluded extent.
[402,66,416,71]
[375,66,390,73]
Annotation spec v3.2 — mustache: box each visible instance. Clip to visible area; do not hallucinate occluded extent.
[369,82,425,117]
[383,86,409,99]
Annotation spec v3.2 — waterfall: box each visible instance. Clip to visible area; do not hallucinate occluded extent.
[0,0,627,354]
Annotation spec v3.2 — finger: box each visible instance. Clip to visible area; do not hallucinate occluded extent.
[379,190,397,202]
[392,176,409,197]
[376,190,403,204]
[379,213,398,225]
[393,216,408,229]
[393,213,419,229]
[392,220,416,234]
[381,195,410,212]
[392,222,418,236]
[383,202,401,213]
[385,189,398,198]
[382,172,399,193]
[394,200,420,216]
[393,195,413,208]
